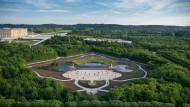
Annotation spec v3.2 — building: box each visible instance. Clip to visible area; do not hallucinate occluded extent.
[0,28,27,38]
[84,38,132,44]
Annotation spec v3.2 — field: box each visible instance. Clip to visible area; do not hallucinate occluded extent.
[72,57,113,65]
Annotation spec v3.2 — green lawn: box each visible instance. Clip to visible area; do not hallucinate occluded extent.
[72,57,113,65]
[60,30,72,33]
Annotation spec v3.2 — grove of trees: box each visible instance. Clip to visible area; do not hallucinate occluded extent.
[0,24,190,107]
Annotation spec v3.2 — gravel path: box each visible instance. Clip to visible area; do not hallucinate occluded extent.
[112,64,147,82]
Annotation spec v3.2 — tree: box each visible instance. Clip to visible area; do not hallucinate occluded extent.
[109,88,124,100]
[66,101,77,107]
[0,99,15,107]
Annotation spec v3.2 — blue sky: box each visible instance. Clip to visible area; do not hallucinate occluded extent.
[0,0,190,25]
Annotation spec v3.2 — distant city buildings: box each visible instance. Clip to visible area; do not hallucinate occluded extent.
[0,28,28,38]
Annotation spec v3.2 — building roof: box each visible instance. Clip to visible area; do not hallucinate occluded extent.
[0,28,27,30]
[1,28,10,30]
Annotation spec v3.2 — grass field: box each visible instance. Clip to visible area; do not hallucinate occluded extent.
[72,57,113,65]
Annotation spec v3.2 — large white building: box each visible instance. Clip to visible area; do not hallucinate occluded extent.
[0,28,28,38]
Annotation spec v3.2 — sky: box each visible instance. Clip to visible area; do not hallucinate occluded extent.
[0,0,190,26]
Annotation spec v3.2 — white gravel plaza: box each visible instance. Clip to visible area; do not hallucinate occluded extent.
[62,70,122,81]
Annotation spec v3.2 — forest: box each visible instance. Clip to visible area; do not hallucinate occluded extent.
[0,24,190,35]
[0,24,190,107]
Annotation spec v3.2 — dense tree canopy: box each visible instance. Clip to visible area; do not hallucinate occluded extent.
[0,24,190,106]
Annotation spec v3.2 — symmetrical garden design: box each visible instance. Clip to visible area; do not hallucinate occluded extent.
[29,53,147,94]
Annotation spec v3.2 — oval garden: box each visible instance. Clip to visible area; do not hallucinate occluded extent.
[29,53,147,94]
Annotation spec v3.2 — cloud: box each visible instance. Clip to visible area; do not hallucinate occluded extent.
[133,6,150,16]
[56,0,79,3]
[0,0,21,5]
[1,0,190,25]
[95,1,110,7]
[78,14,92,18]
[110,10,126,14]
[51,18,66,21]
[111,0,175,10]
[103,15,108,18]
[0,8,29,12]
[0,8,69,13]
[26,0,58,9]
[53,18,65,20]
[64,0,77,2]
[35,9,69,13]
[97,0,188,15]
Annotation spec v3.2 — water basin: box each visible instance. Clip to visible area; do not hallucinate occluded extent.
[80,62,106,67]
[57,65,70,72]
[115,65,133,72]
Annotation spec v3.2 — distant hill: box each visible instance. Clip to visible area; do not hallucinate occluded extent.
[0,24,190,31]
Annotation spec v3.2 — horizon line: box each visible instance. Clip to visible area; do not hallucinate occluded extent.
[0,23,189,27]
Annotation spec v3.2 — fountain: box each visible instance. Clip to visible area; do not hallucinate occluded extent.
[88,80,96,86]
[110,63,113,69]
[70,63,75,69]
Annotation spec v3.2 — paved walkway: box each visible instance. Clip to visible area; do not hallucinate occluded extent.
[112,64,147,82]
[28,57,65,67]
[29,37,51,48]
[34,71,73,81]
[62,70,121,80]
[74,80,110,94]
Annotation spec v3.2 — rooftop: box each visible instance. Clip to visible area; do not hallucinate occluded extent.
[0,28,27,30]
